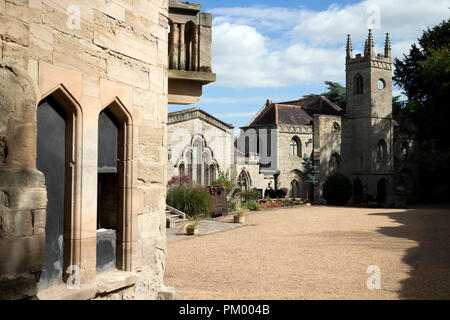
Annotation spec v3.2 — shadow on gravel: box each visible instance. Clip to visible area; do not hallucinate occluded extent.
[370,205,450,299]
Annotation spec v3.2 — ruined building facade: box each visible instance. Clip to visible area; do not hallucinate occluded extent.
[0,0,214,300]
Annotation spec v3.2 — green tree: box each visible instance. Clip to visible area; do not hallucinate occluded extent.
[303,81,346,110]
[302,155,318,186]
[393,18,450,151]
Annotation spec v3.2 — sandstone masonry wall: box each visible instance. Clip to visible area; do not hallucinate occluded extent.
[1,0,172,300]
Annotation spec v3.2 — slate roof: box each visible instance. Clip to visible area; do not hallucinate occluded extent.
[247,96,344,127]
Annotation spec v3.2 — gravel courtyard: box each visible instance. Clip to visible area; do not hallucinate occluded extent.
[164,205,450,300]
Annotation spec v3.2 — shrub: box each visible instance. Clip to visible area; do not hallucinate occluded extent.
[227,201,237,212]
[166,186,213,218]
[264,188,287,199]
[239,188,261,202]
[244,201,262,211]
[276,188,287,198]
[323,173,353,206]
[264,188,277,198]
[167,175,193,188]
[212,177,234,194]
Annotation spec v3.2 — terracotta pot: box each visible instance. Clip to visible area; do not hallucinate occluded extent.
[186,226,198,235]
[234,215,245,224]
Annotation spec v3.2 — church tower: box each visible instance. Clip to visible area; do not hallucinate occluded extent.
[345,30,394,204]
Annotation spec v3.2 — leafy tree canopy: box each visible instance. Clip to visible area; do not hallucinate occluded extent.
[303,81,347,110]
[393,18,450,150]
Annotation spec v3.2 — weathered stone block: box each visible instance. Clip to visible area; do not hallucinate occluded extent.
[0,15,29,46]
[0,234,45,275]
[0,168,45,188]
[140,120,164,145]
[5,1,30,23]
[52,32,107,78]
[8,188,47,211]
[2,41,29,69]
[115,30,157,65]
[107,55,149,89]
[0,277,38,300]
[6,119,37,168]
[97,0,126,22]
[0,209,34,237]
[29,23,53,61]
[137,162,165,184]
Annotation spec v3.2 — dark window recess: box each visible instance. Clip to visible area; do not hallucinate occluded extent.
[36,97,67,290]
[97,108,119,273]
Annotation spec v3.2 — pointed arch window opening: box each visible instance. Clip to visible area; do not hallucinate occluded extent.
[36,88,82,290]
[238,170,250,191]
[354,74,363,95]
[290,137,301,157]
[377,140,388,162]
[96,100,134,273]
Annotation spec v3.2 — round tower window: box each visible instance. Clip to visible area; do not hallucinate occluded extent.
[377,79,386,90]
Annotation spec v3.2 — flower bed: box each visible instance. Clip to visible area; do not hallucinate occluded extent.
[257,198,309,209]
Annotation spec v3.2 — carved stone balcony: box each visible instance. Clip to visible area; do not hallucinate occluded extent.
[168,0,216,105]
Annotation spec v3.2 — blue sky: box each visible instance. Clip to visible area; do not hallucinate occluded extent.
[168,0,450,133]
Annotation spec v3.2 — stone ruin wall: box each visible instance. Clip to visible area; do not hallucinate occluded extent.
[0,0,171,300]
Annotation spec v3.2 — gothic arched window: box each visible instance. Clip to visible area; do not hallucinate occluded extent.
[329,153,341,173]
[290,137,301,156]
[354,74,363,95]
[377,140,388,161]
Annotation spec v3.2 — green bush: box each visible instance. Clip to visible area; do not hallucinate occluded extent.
[227,201,237,212]
[323,173,353,206]
[212,177,234,194]
[239,188,261,202]
[244,201,262,211]
[166,186,213,218]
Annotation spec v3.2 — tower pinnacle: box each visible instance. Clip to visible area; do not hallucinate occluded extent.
[346,34,353,59]
[384,33,391,59]
[366,29,374,58]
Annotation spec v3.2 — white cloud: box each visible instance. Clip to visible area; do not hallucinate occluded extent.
[213,23,344,88]
[211,0,449,88]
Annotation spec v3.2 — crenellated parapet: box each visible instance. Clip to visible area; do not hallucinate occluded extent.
[346,30,392,71]
[168,1,216,105]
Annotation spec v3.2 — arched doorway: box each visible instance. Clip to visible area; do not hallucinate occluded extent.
[377,178,387,204]
[353,177,363,204]
[290,180,300,198]
[290,170,306,199]
[237,169,250,190]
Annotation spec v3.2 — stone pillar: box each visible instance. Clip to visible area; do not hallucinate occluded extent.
[179,24,186,71]
[0,64,47,300]
[191,26,199,71]
[169,23,179,70]
[199,13,212,73]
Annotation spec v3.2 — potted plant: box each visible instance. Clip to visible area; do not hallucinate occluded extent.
[186,221,200,235]
[234,207,246,224]
[178,214,205,236]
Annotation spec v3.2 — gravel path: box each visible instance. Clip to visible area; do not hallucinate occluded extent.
[164,205,450,300]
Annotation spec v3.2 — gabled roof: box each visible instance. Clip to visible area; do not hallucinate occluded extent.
[247,96,344,127]
[168,107,234,132]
